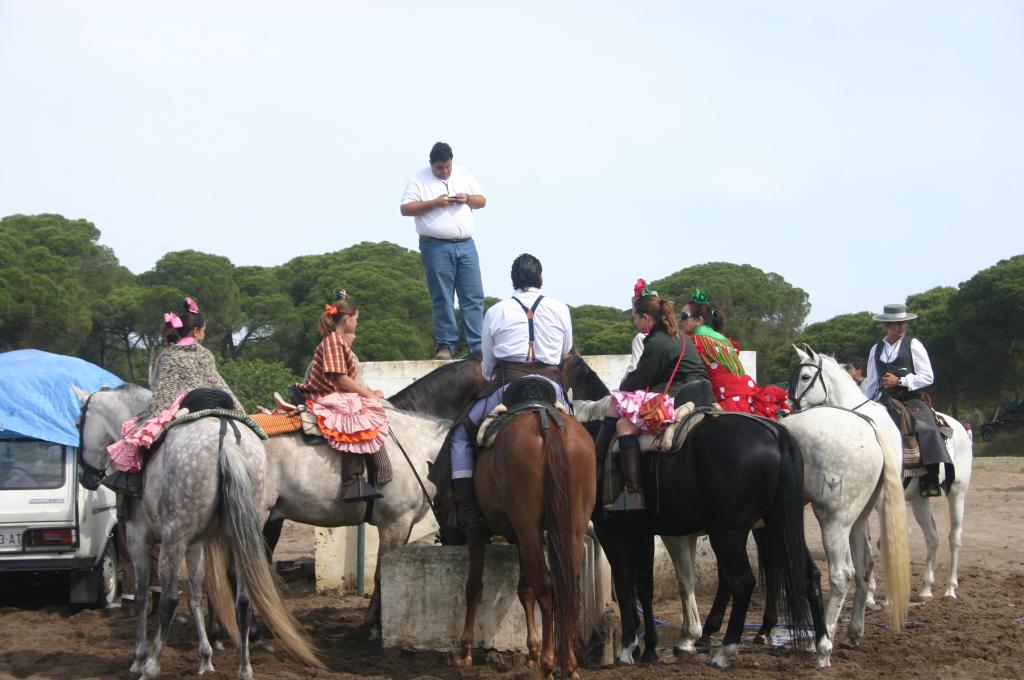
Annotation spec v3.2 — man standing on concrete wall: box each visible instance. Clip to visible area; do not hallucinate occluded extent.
[400,142,487,360]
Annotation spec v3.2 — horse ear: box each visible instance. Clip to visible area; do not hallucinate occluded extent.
[71,385,89,403]
[803,343,816,358]
[793,344,808,361]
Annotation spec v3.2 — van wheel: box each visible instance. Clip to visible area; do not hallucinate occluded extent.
[980,426,995,443]
[98,540,119,608]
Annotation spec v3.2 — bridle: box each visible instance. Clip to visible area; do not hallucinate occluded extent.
[788,355,872,415]
[77,391,108,490]
[788,355,827,410]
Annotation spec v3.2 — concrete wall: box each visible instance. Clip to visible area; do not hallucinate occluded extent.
[380,533,612,652]
[314,351,755,596]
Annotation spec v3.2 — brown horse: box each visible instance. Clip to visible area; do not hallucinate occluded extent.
[455,392,597,679]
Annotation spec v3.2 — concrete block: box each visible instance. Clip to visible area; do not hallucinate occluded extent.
[381,535,611,652]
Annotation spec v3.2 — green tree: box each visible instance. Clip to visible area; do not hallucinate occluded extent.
[571,304,634,354]
[764,311,879,384]
[653,262,810,382]
[219,358,301,412]
[0,214,131,356]
[951,254,1024,409]
[906,287,967,416]
[141,250,242,361]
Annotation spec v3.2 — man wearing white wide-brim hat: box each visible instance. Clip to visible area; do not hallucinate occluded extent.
[862,303,953,497]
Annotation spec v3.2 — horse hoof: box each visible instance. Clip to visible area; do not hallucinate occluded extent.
[752,634,769,647]
[673,642,697,657]
[943,591,958,600]
[198,660,215,675]
[710,655,730,669]
[142,658,160,678]
[454,654,473,668]
[695,638,711,652]
[840,637,858,650]
[917,591,934,601]
[641,650,659,663]
[130,659,144,674]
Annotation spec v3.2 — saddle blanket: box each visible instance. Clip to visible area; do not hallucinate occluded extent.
[574,396,720,454]
[250,411,303,437]
[476,401,569,447]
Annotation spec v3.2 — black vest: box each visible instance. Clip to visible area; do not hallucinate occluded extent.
[873,336,923,401]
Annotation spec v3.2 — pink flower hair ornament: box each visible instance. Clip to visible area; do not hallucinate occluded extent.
[185,297,199,313]
[164,311,183,328]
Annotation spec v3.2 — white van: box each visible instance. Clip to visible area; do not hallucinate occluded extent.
[0,436,119,604]
[0,349,123,606]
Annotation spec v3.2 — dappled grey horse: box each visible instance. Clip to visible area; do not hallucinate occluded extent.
[76,385,322,680]
[260,405,451,638]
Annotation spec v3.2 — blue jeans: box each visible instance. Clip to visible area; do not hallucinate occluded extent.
[419,236,484,354]
[451,378,567,479]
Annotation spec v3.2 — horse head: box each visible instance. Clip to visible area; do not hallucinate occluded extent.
[789,345,863,411]
[388,355,485,421]
[74,384,152,489]
[558,350,610,403]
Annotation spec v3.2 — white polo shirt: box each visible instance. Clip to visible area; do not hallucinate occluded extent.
[401,165,484,240]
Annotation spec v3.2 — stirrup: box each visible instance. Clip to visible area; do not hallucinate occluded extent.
[604,489,645,514]
[342,477,383,503]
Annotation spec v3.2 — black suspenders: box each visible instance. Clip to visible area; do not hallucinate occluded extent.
[511,295,544,362]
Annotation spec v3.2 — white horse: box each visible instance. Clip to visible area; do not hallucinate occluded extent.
[260,406,450,638]
[789,346,973,601]
[76,385,322,680]
[657,371,911,654]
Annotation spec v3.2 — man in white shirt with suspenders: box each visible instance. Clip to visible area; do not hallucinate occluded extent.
[448,253,574,528]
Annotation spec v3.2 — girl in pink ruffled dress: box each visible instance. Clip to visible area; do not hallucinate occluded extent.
[295,291,389,502]
[104,297,242,497]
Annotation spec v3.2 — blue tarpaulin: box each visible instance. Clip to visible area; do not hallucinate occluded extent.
[0,350,124,446]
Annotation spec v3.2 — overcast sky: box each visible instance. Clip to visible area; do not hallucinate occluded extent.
[2,1,1021,323]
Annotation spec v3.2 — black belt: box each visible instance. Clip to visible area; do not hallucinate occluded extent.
[424,235,471,243]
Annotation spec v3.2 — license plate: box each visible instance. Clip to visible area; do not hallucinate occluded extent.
[0,529,24,550]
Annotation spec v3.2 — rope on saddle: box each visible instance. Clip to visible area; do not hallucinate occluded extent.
[171,408,269,440]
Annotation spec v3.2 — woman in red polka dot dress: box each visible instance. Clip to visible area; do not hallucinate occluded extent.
[679,289,791,419]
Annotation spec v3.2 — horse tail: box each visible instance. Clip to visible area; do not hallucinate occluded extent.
[871,420,910,633]
[542,417,580,675]
[218,431,324,669]
[203,537,239,645]
[764,424,813,648]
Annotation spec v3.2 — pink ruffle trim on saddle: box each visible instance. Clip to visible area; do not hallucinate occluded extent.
[310,392,390,454]
[610,389,675,434]
[106,393,187,472]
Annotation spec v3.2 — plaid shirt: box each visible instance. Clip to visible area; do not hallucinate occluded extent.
[297,331,357,400]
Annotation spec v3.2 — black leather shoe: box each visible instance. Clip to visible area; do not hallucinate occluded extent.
[102,471,143,499]
[919,476,941,498]
[452,478,484,529]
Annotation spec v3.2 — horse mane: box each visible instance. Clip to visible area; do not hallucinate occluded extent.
[388,356,482,415]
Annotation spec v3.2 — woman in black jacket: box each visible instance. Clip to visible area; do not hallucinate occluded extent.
[597,289,706,513]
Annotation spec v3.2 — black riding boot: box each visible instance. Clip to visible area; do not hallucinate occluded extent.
[341,453,382,503]
[919,464,942,498]
[593,416,617,463]
[452,477,484,530]
[102,471,143,499]
[605,435,645,513]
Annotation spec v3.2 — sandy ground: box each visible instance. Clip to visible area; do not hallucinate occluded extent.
[1,455,1022,680]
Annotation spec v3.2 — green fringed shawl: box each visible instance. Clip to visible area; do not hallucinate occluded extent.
[693,326,745,376]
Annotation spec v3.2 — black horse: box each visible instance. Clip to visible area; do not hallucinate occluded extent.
[561,352,831,669]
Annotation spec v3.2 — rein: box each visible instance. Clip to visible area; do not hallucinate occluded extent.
[76,391,109,487]
[387,426,444,529]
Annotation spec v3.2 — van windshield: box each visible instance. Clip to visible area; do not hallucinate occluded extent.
[0,440,67,490]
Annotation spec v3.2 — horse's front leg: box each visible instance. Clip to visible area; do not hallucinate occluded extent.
[186,543,215,674]
[909,497,939,599]
[636,533,658,663]
[455,530,487,668]
[128,524,153,674]
[143,540,185,679]
[517,574,541,668]
[662,534,702,656]
[944,488,967,598]
[843,517,874,648]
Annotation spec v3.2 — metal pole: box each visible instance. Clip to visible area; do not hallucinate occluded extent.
[356,522,366,597]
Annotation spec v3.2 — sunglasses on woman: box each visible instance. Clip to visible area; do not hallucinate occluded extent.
[679,311,695,321]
